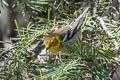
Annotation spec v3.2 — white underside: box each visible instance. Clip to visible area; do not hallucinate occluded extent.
[37,48,48,63]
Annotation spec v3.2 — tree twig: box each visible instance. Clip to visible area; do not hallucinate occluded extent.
[97,16,119,57]
[93,0,98,17]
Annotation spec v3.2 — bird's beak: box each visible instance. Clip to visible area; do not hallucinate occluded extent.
[46,46,50,51]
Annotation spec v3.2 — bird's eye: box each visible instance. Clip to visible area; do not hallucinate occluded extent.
[51,41,55,45]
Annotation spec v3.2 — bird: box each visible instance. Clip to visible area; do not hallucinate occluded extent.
[31,5,90,62]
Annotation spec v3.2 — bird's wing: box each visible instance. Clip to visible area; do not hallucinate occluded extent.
[53,5,90,42]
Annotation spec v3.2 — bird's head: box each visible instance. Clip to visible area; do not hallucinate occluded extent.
[43,33,61,52]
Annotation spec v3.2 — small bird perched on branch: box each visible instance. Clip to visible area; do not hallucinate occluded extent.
[31,5,90,62]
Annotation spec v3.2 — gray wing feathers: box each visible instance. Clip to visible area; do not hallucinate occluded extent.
[61,5,90,42]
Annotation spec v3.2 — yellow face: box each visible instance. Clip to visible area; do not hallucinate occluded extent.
[43,34,61,52]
